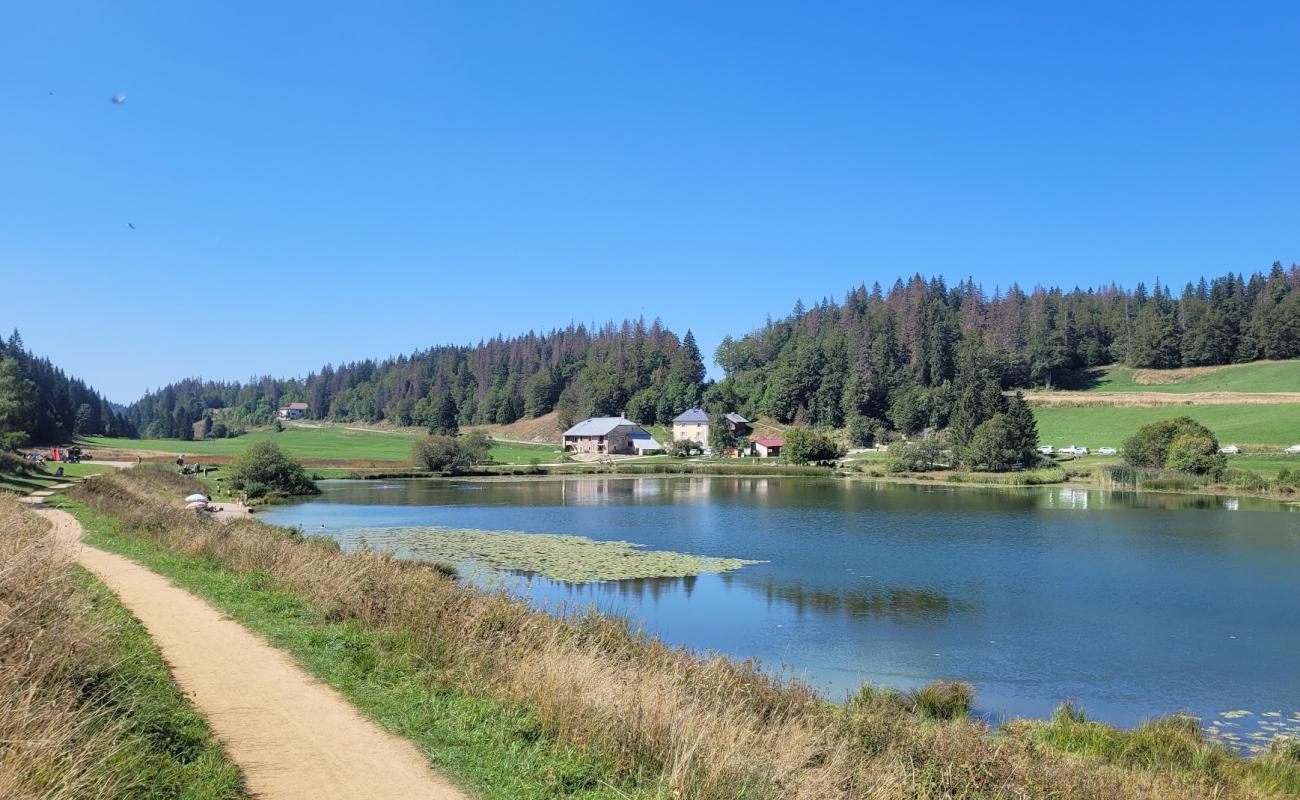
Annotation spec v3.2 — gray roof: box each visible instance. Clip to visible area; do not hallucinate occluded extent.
[563,417,642,437]
[672,408,709,423]
[629,433,664,451]
[725,412,749,424]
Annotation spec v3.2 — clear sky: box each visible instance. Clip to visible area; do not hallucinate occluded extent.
[3,2,1298,402]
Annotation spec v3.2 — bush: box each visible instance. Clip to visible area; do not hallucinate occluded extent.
[782,427,844,465]
[227,441,319,497]
[411,432,492,473]
[963,414,1020,472]
[887,437,948,472]
[668,439,703,458]
[1,431,29,451]
[1122,417,1225,476]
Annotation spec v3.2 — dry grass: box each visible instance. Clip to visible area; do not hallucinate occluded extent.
[71,466,1300,799]
[1025,391,1300,407]
[0,494,124,799]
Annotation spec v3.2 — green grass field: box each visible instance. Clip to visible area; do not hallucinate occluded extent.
[0,461,114,494]
[1082,360,1300,393]
[1033,403,1300,449]
[83,426,561,465]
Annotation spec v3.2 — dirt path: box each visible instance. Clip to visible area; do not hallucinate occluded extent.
[22,490,469,800]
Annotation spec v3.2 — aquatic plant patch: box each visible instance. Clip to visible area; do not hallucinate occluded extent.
[345,526,763,582]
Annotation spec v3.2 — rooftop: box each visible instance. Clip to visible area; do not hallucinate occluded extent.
[563,417,642,437]
[725,412,749,424]
[672,408,709,423]
[754,438,783,447]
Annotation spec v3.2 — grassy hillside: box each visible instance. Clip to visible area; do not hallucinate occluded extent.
[83,426,560,465]
[1034,404,1300,449]
[1082,360,1300,393]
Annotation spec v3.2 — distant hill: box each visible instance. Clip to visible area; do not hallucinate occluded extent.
[126,320,708,440]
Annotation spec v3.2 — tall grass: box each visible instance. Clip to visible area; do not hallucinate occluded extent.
[68,466,1300,799]
[0,493,244,799]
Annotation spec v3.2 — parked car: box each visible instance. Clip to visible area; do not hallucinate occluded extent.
[1037,445,1055,455]
[1097,447,1117,455]
[1060,445,1089,456]
[1286,445,1300,455]
[1219,445,1241,455]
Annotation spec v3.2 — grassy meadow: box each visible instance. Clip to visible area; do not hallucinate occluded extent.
[0,460,114,494]
[1081,360,1300,393]
[1033,403,1300,450]
[83,426,561,465]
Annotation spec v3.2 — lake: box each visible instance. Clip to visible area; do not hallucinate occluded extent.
[261,476,1300,746]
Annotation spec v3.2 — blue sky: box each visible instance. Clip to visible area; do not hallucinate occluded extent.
[3,2,1298,402]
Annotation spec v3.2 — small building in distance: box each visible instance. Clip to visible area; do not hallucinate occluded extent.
[671,408,710,445]
[563,417,663,455]
[753,437,783,458]
[276,402,310,421]
[723,412,751,437]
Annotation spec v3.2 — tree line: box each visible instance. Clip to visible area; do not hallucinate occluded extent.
[31,260,1300,448]
[0,330,135,449]
[125,320,707,439]
[710,262,1300,439]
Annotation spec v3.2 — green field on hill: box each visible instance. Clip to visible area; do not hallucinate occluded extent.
[83,427,561,465]
[1033,404,1300,449]
[1082,360,1300,393]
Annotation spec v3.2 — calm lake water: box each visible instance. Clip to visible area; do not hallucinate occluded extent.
[262,476,1300,741]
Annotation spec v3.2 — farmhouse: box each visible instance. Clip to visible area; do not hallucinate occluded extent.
[672,408,710,445]
[672,409,751,446]
[276,402,309,420]
[753,437,783,458]
[563,417,663,455]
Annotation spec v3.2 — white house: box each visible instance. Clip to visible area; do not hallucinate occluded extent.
[672,408,710,445]
[276,402,309,420]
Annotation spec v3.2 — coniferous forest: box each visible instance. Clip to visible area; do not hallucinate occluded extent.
[0,330,135,448]
[4,262,1299,446]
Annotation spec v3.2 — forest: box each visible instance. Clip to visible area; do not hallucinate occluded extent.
[124,321,707,440]
[711,262,1300,434]
[0,330,135,447]
[7,262,1300,447]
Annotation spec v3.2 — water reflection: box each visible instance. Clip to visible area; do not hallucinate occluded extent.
[755,580,974,623]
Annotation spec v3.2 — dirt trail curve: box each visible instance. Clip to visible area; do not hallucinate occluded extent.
[22,488,469,800]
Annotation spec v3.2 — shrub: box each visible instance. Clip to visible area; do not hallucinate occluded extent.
[1,431,28,451]
[411,432,492,473]
[962,414,1020,471]
[667,439,703,458]
[1166,433,1225,478]
[782,426,844,465]
[887,437,948,472]
[1122,417,1225,476]
[227,441,319,497]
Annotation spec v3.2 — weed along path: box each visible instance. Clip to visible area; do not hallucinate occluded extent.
[21,490,469,800]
